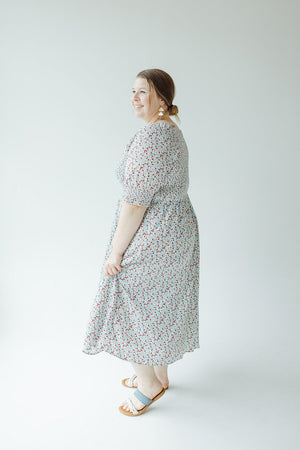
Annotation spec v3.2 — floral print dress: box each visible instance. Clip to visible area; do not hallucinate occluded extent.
[82,121,200,365]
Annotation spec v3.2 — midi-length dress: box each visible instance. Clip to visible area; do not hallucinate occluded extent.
[82,121,200,366]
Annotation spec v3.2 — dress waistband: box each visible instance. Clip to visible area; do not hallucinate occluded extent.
[151,195,189,205]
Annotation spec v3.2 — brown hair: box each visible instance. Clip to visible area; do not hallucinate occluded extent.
[136,68,180,124]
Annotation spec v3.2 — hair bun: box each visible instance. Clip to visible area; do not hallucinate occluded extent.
[168,104,179,116]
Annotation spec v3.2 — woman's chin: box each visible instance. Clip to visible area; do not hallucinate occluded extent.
[134,111,145,118]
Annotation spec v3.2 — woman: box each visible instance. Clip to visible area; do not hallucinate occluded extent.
[82,68,200,416]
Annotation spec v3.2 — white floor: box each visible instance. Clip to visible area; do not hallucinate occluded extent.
[2,336,299,450]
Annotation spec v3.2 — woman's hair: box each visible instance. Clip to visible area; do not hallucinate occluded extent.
[136,68,180,123]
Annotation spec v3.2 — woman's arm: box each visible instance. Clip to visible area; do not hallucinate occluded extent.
[112,201,147,255]
[105,126,166,277]
[105,201,147,277]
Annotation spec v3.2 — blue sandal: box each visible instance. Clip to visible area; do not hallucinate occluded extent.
[119,387,166,416]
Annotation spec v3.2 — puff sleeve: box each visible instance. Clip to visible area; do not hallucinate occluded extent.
[123,126,168,207]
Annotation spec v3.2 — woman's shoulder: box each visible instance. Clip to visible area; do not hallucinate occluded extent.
[143,120,181,131]
[128,121,184,156]
[136,121,183,141]
[131,124,165,154]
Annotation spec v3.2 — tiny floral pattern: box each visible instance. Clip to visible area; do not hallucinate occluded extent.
[82,122,200,365]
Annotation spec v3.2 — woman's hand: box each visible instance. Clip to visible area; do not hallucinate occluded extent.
[104,250,123,277]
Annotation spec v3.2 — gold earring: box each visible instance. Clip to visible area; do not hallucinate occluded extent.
[158,107,165,118]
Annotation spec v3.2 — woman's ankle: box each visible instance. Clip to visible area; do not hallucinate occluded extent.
[154,368,169,387]
[138,376,163,391]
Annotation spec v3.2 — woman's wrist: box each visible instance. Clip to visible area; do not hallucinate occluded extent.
[111,246,124,257]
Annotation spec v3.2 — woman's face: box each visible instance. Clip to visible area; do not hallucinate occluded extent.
[131,77,165,123]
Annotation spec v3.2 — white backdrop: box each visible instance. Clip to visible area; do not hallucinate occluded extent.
[1,1,299,449]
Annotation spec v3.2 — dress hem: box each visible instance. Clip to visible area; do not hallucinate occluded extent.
[81,344,200,366]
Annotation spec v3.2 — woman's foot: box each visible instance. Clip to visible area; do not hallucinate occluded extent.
[124,372,169,389]
[120,379,164,413]
[123,374,138,388]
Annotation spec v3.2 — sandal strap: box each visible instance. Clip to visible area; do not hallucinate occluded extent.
[133,389,152,405]
[126,397,139,415]
[127,374,137,387]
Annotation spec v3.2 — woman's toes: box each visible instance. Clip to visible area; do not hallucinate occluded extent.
[124,376,136,387]
[121,400,128,411]
[125,400,131,411]
[125,377,138,387]
[121,400,128,410]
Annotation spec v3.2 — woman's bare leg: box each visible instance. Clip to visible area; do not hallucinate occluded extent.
[120,363,163,412]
